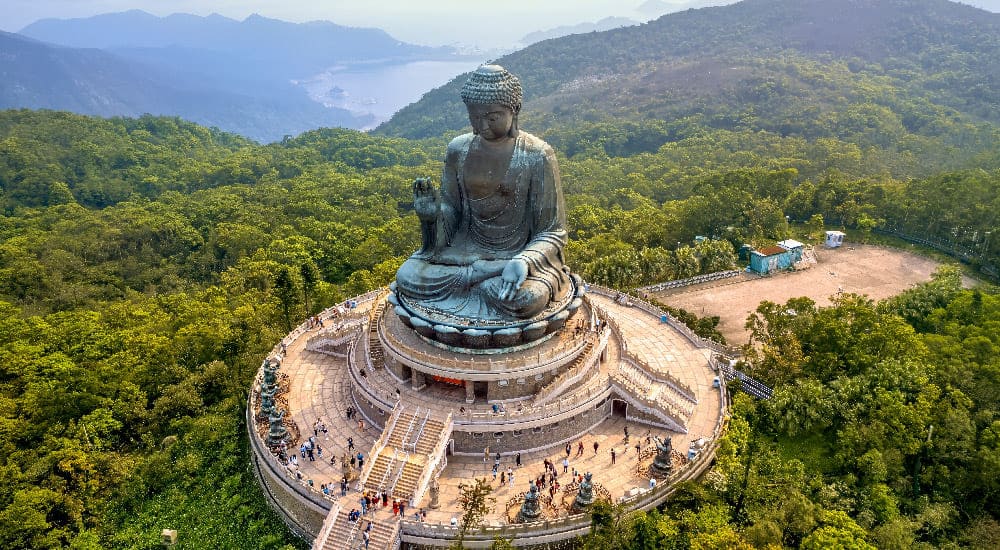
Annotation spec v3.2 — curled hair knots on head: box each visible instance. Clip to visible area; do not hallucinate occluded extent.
[460,64,523,113]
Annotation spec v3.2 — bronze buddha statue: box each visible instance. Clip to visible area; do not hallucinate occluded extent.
[391,65,582,348]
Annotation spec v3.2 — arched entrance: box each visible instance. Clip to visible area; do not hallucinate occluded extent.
[611,399,628,418]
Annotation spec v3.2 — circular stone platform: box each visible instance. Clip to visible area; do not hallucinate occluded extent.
[248,284,728,549]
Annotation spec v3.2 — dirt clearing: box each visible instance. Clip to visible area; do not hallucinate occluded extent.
[654,245,970,346]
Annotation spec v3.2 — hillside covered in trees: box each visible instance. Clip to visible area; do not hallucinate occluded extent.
[0,0,999,548]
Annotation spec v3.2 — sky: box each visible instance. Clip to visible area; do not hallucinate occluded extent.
[0,0,730,49]
[3,0,998,49]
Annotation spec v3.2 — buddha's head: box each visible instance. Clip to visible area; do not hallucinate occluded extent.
[461,64,522,140]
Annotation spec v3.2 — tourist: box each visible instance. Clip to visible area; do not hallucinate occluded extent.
[399,500,406,517]
[382,491,389,507]
[515,452,521,468]
[421,510,427,522]
[362,530,370,549]
[565,442,571,457]
[350,455,356,468]
[483,446,490,463]
[577,441,584,457]
[357,452,365,469]
[509,471,515,488]
[500,471,506,485]
[360,495,368,515]
[492,464,498,481]
[635,442,641,455]
[562,457,569,473]
[492,403,499,414]
[341,477,348,496]
[392,499,399,516]
[624,425,630,444]
[593,441,599,455]
[313,419,320,436]
[348,437,355,452]
[358,419,365,431]
[610,448,616,465]
[495,451,501,463]
[650,478,657,489]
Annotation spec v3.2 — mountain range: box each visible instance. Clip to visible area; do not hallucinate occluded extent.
[3,11,461,141]
[519,17,639,46]
[377,0,1000,148]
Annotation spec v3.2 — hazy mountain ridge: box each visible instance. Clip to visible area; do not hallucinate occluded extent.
[5,10,472,141]
[377,0,1000,141]
[519,17,639,46]
[0,30,370,142]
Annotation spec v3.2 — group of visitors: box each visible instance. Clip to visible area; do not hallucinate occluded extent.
[355,490,415,518]
[306,315,326,329]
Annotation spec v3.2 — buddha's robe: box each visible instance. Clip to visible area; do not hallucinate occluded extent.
[395,132,571,321]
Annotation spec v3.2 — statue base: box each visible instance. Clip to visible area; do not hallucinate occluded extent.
[390,274,586,350]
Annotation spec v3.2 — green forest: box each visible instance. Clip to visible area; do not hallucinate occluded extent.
[0,101,997,548]
[1,1,1000,548]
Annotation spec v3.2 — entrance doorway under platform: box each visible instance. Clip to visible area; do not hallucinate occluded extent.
[612,399,628,418]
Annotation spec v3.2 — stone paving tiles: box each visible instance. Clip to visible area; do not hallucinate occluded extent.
[269,291,725,530]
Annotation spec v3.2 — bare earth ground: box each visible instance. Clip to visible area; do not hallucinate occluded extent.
[655,245,971,346]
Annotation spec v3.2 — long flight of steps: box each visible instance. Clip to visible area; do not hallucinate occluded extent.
[316,507,400,550]
[367,299,387,368]
[360,408,452,502]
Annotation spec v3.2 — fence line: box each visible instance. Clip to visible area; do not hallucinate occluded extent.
[637,269,743,293]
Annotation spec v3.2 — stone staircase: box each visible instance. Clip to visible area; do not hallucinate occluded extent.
[315,507,400,550]
[306,326,361,358]
[533,337,597,406]
[618,362,697,416]
[359,407,453,503]
[367,299,387,369]
[609,364,691,433]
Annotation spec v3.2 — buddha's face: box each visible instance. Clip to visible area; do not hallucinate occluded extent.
[467,103,514,141]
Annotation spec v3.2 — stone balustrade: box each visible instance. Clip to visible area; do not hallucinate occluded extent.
[531,329,605,406]
[378,310,591,377]
[410,412,453,508]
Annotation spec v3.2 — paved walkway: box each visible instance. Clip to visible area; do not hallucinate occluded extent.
[269,290,724,528]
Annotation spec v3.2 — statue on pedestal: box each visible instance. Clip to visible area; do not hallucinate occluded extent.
[341,454,357,481]
[652,435,673,474]
[572,472,595,512]
[267,409,288,446]
[429,479,441,509]
[260,385,276,416]
[263,359,279,386]
[516,481,542,523]
[391,65,584,348]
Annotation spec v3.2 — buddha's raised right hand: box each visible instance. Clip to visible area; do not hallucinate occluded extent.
[413,177,439,222]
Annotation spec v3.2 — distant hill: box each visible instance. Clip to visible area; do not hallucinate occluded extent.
[377,0,1000,149]
[7,11,467,141]
[519,17,638,46]
[0,31,369,142]
[19,10,454,91]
